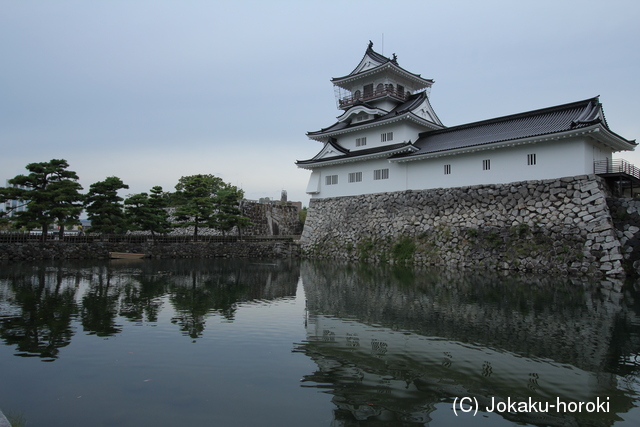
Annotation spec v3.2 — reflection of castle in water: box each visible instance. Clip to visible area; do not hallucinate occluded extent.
[296,261,640,426]
[0,258,300,358]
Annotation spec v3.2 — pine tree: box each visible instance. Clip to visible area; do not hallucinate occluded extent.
[173,174,223,239]
[125,186,172,238]
[0,159,83,239]
[85,177,129,235]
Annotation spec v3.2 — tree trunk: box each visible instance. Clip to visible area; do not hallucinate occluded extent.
[59,223,65,239]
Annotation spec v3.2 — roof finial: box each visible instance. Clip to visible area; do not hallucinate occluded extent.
[368,40,373,49]
[392,53,397,63]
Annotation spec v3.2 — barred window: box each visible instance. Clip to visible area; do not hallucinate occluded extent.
[527,153,536,165]
[482,159,491,171]
[348,172,362,183]
[381,132,393,142]
[373,168,389,180]
[444,164,451,175]
[325,175,338,185]
[356,137,367,147]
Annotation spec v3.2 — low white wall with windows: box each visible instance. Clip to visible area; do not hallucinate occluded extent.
[403,138,601,190]
[306,137,613,199]
[309,158,407,198]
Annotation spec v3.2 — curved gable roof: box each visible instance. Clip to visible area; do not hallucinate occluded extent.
[331,42,433,90]
[307,91,444,140]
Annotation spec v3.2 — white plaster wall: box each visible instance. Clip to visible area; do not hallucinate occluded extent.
[306,137,614,198]
[405,138,594,190]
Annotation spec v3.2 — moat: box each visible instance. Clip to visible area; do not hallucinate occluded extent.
[1,258,639,426]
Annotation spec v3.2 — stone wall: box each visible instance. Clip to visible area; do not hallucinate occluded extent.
[163,202,301,237]
[608,197,640,274]
[0,241,300,261]
[238,202,302,236]
[301,174,626,276]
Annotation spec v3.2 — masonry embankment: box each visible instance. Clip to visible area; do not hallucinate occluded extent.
[0,241,301,261]
[301,175,628,276]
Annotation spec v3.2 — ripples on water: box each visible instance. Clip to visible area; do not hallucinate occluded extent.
[0,258,639,426]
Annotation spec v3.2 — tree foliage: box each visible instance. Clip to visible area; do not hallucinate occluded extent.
[84,176,129,234]
[172,175,251,238]
[125,186,172,237]
[0,159,83,239]
[173,174,223,238]
[214,185,252,237]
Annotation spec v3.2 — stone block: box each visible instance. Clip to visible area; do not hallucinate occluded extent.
[582,193,601,205]
[600,262,613,271]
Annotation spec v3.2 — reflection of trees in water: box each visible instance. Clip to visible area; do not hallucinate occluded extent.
[0,265,80,361]
[168,259,300,338]
[81,265,126,336]
[118,275,168,324]
[0,258,300,358]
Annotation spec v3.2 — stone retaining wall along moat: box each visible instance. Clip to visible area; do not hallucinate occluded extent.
[301,174,628,276]
[0,241,300,261]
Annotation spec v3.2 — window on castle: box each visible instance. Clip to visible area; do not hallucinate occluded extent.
[363,84,373,97]
[527,153,536,165]
[483,159,491,171]
[356,137,367,147]
[348,172,362,183]
[325,175,338,185]
[376,83,384,93]
[374,168,389,180]
[397,85,405,97]
[381,132,393,142]
[444,164,451,175]
[354,90,361,100]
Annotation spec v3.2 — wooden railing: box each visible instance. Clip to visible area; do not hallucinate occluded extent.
[594,159,640,179]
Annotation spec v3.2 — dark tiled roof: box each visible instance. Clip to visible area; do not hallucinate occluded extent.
[307,91,434,138]
[296,142,415,166]
[392,97,635,159]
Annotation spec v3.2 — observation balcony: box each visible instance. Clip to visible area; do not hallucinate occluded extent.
[337,86,411,109]
[594,159,640,197]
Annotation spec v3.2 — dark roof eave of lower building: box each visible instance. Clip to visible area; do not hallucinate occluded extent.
[297,145,417,170]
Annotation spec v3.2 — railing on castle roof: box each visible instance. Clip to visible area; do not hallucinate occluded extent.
[0,233,300,244]
[338,86,411,108]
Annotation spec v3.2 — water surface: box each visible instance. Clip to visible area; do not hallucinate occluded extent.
[0,259,639,426]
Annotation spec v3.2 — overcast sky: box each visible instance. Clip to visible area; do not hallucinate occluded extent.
[1,0,639,207]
